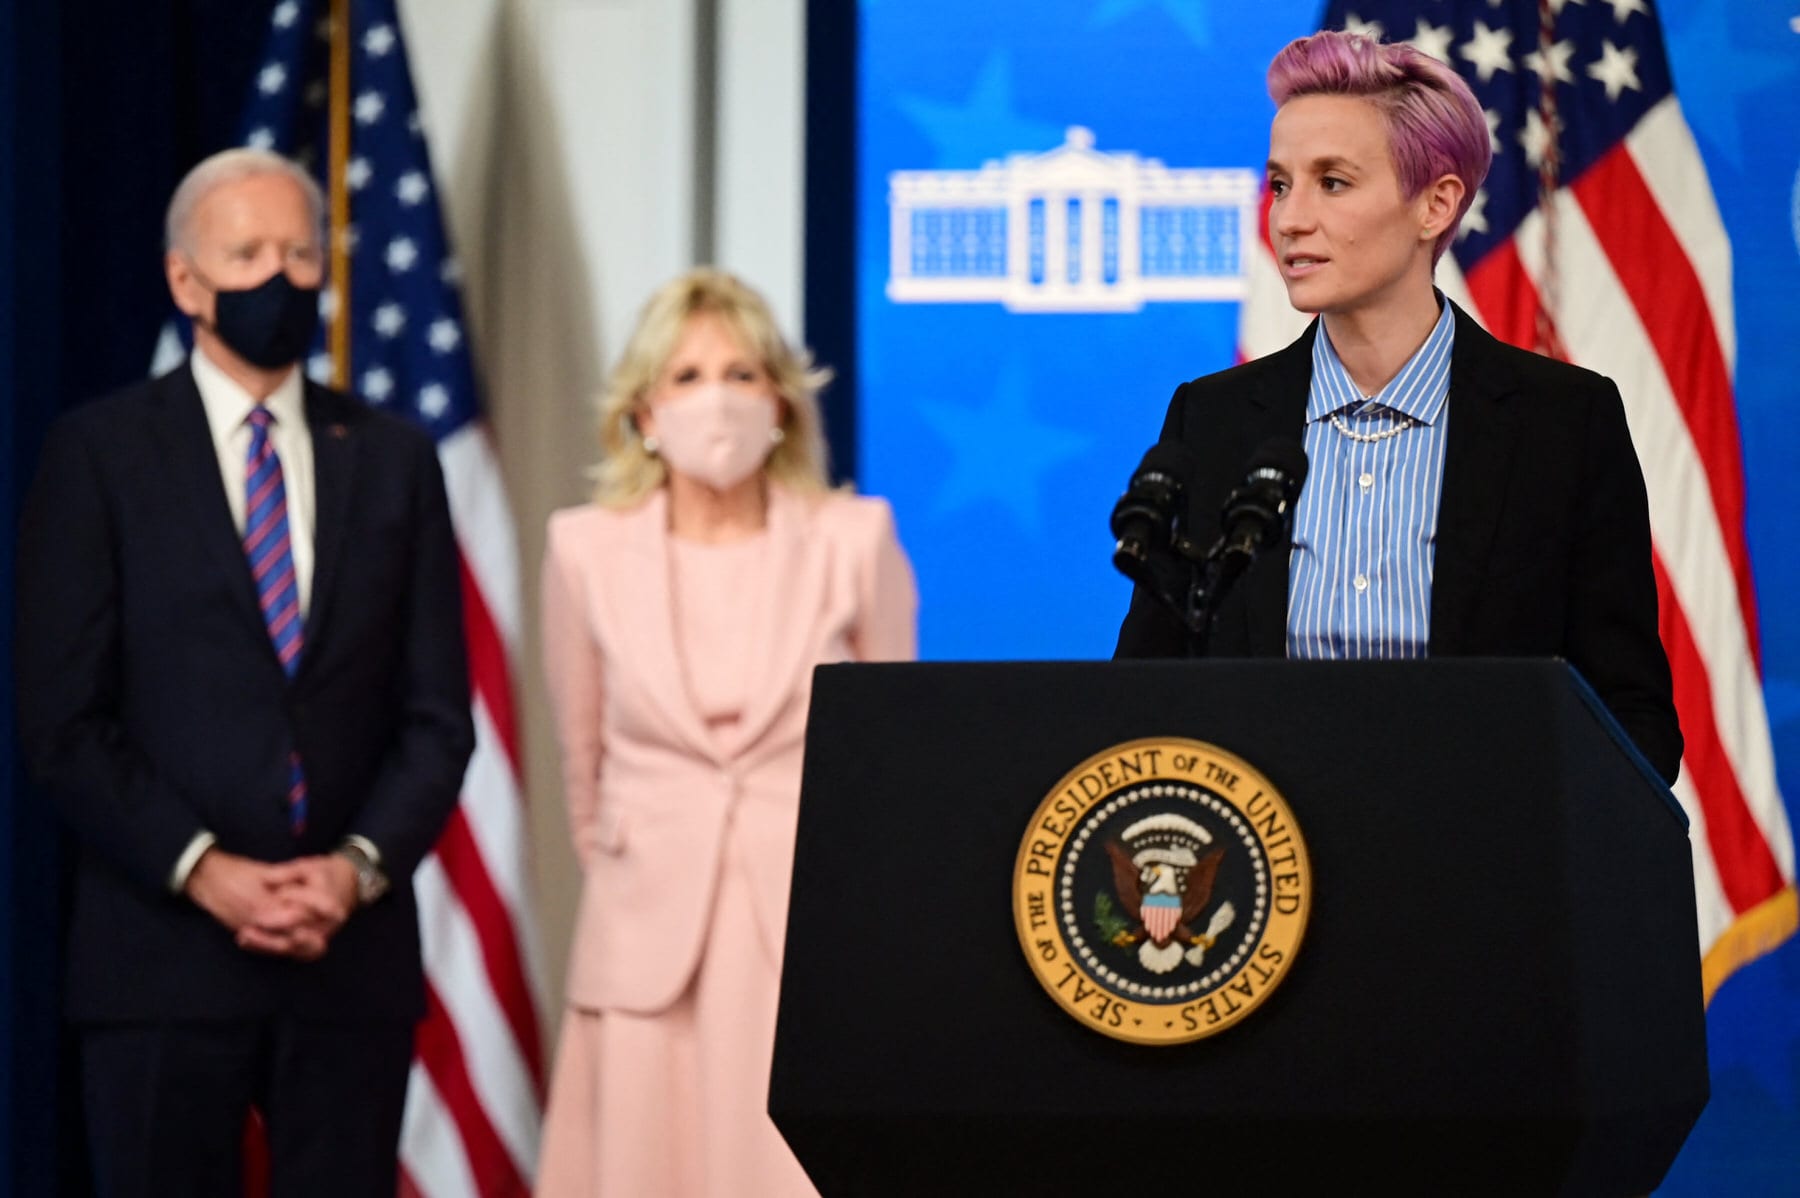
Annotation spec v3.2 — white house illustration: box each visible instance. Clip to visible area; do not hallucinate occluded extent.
[887,127,1259,313]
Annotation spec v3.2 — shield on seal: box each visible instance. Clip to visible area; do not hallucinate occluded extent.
[1141,894,1181,943]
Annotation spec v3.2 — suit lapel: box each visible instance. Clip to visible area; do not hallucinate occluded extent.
[150,365,270,643]
[1243,323,1316,657]
[1428,303,1522,655]
[302,384,356,658]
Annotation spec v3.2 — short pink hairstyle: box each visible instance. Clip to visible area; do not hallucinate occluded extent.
[1267,30,1491,264]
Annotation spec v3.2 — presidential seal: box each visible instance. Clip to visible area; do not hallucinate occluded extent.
[1012,738,1310,1045]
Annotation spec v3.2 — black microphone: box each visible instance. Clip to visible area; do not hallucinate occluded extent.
[1187,439,1309,643]
[1211,437,1310,572]
[1110,441,1199,587]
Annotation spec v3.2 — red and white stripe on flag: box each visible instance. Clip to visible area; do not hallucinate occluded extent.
[400,426,549,1197]
[1241,18,1796,1000]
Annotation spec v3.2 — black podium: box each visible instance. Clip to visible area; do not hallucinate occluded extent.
[769,660,1707,1196]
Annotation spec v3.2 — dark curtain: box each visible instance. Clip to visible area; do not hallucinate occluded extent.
[805,0,857,482]
[3,3,274,1193]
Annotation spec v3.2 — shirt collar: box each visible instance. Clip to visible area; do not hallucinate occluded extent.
[190,345,306,441]
[1307,297,1455,426]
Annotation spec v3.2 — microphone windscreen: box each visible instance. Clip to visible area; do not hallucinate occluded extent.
[1245,436,1309,491]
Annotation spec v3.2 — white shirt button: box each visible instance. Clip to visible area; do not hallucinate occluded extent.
[1354,573,1369,593]
[1359,472,1374,490]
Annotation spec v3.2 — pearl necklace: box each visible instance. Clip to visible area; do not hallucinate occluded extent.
[1329,410,1415,443]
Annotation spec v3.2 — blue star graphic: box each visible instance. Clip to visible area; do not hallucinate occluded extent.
[896,53,1065,169]
[1088,0,1213,48]
[1661,0,1800,170]
[917,359,1091,538]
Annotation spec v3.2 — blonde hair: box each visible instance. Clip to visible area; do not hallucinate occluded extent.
[591,269,834,507]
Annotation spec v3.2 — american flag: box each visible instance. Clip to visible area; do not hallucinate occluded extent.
[1240,0,1796,998]
[162,0,549,1192]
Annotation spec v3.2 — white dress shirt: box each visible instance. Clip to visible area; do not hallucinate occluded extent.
[1286,300,1454,661]
[172,347,325,891]
[190,345,317,615]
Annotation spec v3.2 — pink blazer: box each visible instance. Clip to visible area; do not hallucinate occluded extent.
[541,486,917,1013]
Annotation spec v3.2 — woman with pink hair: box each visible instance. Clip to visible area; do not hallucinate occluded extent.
[1115,29,1681,784]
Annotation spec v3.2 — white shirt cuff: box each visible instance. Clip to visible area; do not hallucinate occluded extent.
[341,833,383,869]
[169,831,218,893]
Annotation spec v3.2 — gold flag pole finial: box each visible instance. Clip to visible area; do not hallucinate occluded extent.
[327,0,352,389]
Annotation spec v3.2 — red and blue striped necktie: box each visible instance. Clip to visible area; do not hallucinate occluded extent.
[244,405,307,834]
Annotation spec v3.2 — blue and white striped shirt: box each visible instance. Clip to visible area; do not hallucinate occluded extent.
[1287,301,1455,660]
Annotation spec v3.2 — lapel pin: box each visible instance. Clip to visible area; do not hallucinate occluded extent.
[330,423,348,439]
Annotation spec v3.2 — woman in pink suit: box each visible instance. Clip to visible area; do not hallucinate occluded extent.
[535,269,917,1197]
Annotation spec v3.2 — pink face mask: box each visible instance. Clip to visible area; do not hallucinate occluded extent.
[651,384,780,491]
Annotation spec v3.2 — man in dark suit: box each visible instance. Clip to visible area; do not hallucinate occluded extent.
[15,148,474,1196]
[1115,31,1681,785]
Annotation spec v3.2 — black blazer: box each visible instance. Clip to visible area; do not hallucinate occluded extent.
[1115,300,1682,784]
[16,363,475,1022]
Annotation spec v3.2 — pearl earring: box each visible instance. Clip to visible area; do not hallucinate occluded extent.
[642,433,660,455]
[769,426,786,446]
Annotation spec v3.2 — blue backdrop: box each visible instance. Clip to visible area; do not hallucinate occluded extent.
[5,2,1795,1193]
[844,0,1800,1191]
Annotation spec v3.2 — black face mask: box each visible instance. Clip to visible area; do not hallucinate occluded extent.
[199,269,321,370]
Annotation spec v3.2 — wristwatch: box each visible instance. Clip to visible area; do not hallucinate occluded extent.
[334,839,391,905]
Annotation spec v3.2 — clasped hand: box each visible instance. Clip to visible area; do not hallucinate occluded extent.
[184,849,361,961]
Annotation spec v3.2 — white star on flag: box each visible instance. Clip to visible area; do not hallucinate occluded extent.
[372,302,407,338]
[1460,21,1515,83]
[1408,19,1454,64]
[305,80,326,109]
[246,127,275,150]
[363,24,396,57]
[1587,40,1642,101]
[439,258,463,284]
[1343,13,1385,40]
[306,352,332,383]
[272,0,298,28]
[395,172,430,206]
[361,367,395,402]
[385,237,418,273]
[341,224,360,253]
[353,90,385,125]
[1524,39,1577,86]
[258,64,287,96]
[417,383,450,418]
[346,157,372,191]
[318,287,338,321]
[1547,0,1586,12]
[1606,0,1647,21]
[407,111,423,136]
[427,319,461,353]
[1520,107,1559,168]
[1458,189,1489,238]
[1484,107,1502,154]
